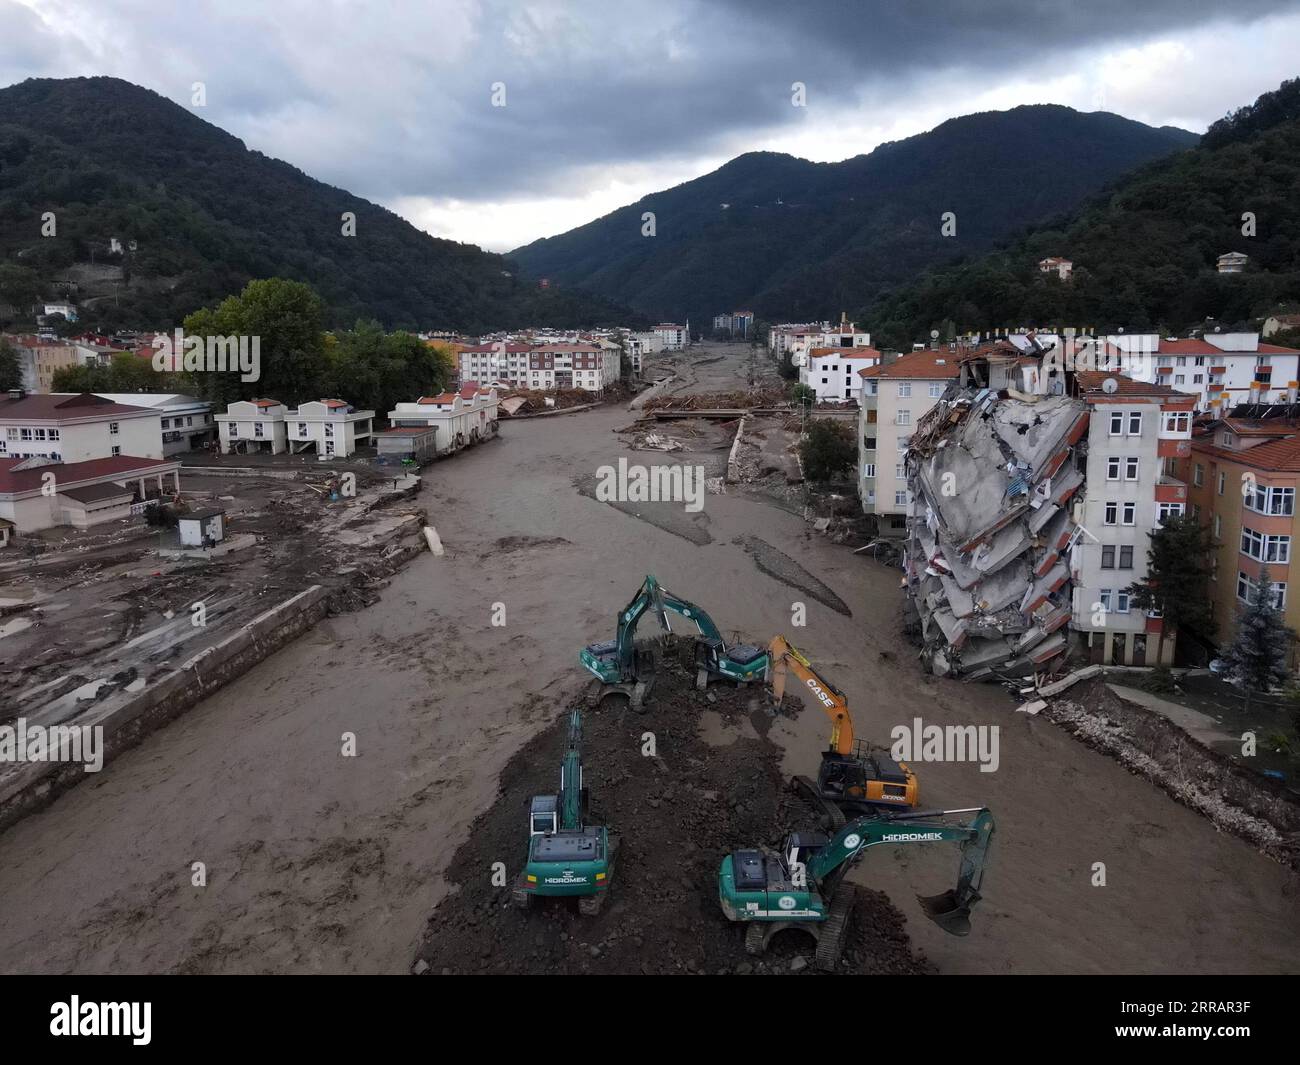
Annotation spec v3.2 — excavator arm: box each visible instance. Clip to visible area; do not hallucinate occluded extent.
[559,710,584,831]
[768,635,854,756]
[808,807,995,935]
[614,575,724,667]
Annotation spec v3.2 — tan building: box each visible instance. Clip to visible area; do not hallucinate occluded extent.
[1180,422,1300,665]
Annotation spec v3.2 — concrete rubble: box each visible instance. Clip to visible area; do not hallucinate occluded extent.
[903,388,1089,680]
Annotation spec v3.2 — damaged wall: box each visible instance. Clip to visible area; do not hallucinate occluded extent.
[904,388,1088,680]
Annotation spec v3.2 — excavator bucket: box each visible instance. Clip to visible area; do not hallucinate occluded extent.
[916,888,977,936]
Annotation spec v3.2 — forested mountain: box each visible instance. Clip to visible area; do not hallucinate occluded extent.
[510,105,1197,328]
[866,77,1300,350]
[0,77,640,333]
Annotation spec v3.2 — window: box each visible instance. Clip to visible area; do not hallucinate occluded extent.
[1162,411,1190,434]
[1119,545,1134,569]
[1101,545,1116,569]
[1157,502,1184,523]
[230,425,239,437]
[1124,457,1139,481]
[1175,356,1186,367]
[1245,485,1295,517]
[111,445,120,456]
[1104,502,1117,526]
[1241,527,1291,564]
[897,382,912,398]
[298,424,309,437]
[1107,456,1121,480]
[863,436,876,450]
[865,490,875,504]
[1238,572,1288,610]
[896,410,911,426]
[1115,591,1131,613]
[1099,588,1112,611]
[929,382,944,398]
[1128,412,1142,435]
[897,435,911,451]
[866,380,878,396]
[254,423,265,438]
[894,490,909,507]
[109,422,119,435]
[1193,463,1204,487]
[895,463,905,479]
[1218,471,1226,495]
[161,418,170,429]
[1109,412,1123,436]
[19,428,31,440]
[1213,513,1222,539]
[1193,374,1204,384]
[1123,502,1136,526]
[863,464,876,478]
[1174,374,1185,385]
[33,428,45,440]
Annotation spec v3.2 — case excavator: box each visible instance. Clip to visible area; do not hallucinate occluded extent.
[580,575,768,710]
[513,709,618,916]
[768,635,917,828]
[718,806,994,970]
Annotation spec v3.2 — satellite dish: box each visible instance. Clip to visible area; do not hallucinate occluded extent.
[1102,377,1119,394]
[930,329,940,339]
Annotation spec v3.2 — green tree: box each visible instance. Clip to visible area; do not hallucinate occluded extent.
[0,337,22,390]
[1126,515,1217,660]
[1218,571,1294,707]
[792,383,816,407]
[800,418,855,482]
[182,278,326,407]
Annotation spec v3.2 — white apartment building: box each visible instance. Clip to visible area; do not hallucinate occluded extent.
[458,342,535,388]
[858,351,959,535]
[1068,373,1194,666]
[652,324,687,352]
[800,346,882,402]
[90,393,215,455]
[284,399,375,458]
[216,399,289,455]
[0,390,162,463]
[388,385,499,455]
[527,344,617,392]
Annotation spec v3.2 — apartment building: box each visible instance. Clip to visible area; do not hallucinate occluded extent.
[1180,409,1300,665]
[0,390,163,463]
[652,324,687,351]
[388,385,499,455]
[90,393,215,455]
[528,344,617,392]
[3,335,80,393]
[1068,373,1194,666]
[858,351,959,536]
[284,400,375,458]
[215,399,289,455]
[801,346,882,402]
[458,342,535,388]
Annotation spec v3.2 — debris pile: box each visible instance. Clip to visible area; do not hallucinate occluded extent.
[903,389,1089,680]
[412,649,931,975]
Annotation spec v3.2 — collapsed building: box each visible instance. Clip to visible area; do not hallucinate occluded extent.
[903,377,1089,680]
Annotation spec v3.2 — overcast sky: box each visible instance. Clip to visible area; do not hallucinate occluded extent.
[3,0,1299,252]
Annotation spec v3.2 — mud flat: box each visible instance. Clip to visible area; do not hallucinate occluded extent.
[413,649,929,976]
[733,534,851,617]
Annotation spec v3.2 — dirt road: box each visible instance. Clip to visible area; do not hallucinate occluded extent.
[0,345,1296,973]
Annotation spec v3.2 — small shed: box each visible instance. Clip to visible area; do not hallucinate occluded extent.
[178,508,226,547]
[375,425,439,464]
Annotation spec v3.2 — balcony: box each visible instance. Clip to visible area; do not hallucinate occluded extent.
[1155,476,1186,503]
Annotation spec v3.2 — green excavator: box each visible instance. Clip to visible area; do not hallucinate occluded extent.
[513,709,618,916]
[718,806,994,971]
[580,574,768,710]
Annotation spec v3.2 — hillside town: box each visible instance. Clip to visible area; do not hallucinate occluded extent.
[2,6,1299,1004]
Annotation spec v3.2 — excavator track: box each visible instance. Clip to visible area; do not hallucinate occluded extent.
[814,884,856,972]
[791,775,846,830]
[577,835,621,916]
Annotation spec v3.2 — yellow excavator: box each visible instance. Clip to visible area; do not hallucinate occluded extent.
[768,635,918,828]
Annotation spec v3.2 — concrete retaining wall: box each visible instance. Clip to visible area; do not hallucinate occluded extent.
[0,585,330,835]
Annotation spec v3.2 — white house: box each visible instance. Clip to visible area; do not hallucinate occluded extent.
[0,391,162,463]
[284,399,375,458]
[1038,257,1073,280]
[1217,251,1249,274]
[652,324,687,352]
[387,385,499,456]
[215,399,288,455]
[799,346,882,402]
[0,454,182,533]
[89,393,215,455]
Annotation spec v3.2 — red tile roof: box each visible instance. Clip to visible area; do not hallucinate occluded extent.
[0,392,154,420]
[417,393,458,405]
[858,351,960,380]
[1192,435,1300,472]
[1073,372,1191,400]
[0,455,177,495]
[808,346,881,359]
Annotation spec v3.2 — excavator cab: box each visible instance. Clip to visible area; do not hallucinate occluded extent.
[528,795,558,836]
